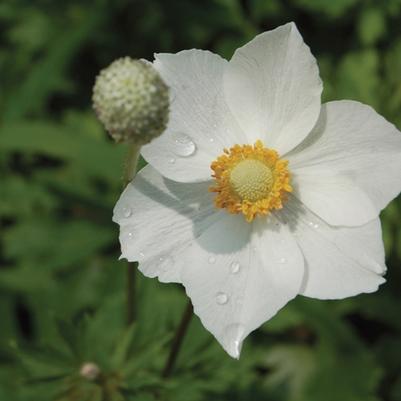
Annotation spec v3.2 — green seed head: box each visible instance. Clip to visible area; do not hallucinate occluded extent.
[92,57,169,144]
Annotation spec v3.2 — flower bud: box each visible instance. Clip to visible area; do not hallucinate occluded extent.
[92,57,169,144]
[80,362,100,380]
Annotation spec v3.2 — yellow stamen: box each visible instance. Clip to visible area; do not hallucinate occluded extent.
[209,140,292,222]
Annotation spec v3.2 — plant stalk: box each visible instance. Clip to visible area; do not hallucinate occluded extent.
[123,143,141,326]
[162,301,193,378]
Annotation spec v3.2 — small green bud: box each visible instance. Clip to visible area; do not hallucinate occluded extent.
[92,57,169,144]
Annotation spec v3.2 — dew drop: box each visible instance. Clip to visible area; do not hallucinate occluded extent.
[209,137,215,143]
[170,132,197,157]
[223,323,245,359]
[139,251,145,258]
[122,207,132,218]
[278,257,287,264]
[122,225,135,240]
[168,157,176,164]
[216,292,228,305]
[158,255,174,272]
[230,261,241,274]
[208,256,216,264]
[308,221,320,229]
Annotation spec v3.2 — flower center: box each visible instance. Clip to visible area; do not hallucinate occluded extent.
[229,159,273,202]
[209,140,292,222]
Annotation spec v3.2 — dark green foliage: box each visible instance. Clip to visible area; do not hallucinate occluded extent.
[1,0,401,400]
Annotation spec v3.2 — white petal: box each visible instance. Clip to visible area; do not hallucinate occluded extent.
[291,168,377,226]
[141,50,246,183]
[224,22,322,154]
[280,196,386,299]
[180,215,304,358]
[289,100,401,225]
[113,165,220,283]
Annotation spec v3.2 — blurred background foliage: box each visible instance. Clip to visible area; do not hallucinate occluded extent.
[1,0,401,400]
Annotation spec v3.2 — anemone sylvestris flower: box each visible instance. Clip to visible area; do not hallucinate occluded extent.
[113,23,401,358]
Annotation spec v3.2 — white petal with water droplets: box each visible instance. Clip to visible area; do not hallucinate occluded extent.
[113,165,220,283]
[280,196,386,299]
[141,49,247,183]
[180,215,304,358]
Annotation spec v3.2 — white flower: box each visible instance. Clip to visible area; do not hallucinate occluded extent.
[113,23,401,358]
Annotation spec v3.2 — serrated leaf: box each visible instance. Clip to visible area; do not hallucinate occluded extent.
[111,324,137,369]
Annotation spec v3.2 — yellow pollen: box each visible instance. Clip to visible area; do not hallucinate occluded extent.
[229,159,273,202]
[209,140,292,222]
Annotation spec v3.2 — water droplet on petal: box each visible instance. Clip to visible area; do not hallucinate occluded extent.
[230,261,241,274]
[313,223,319,229]
[223,323,245,359]
[158,255,174,272]
[170,132,197,157]
[216,292,228,305]
[122,206,132,218]
[122,225,135,240]
[209,137,215,143]
[208,256,216,264]
[278,257,287,264]
[168,157,176,164]
[139,251,145,258]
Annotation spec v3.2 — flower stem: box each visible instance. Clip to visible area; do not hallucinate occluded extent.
[162,301,193,378]
[126,262,137,326]
[123,143,141,326]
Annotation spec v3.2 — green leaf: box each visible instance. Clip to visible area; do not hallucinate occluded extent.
[0,120,124,181]
[56,319,82,359]
[358,8,387,46]
[111,324,137,369]
[292,0,359,17]
[3,9,104,120]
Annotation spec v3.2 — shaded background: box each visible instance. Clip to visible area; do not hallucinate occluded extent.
[1,0,401,400]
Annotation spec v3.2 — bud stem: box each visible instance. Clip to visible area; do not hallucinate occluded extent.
[123,144,141,185]
[123,144,141,325]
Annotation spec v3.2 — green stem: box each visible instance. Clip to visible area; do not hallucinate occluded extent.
[123,144,141,185]
[162,301,193,378]
[123,143,141,326]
